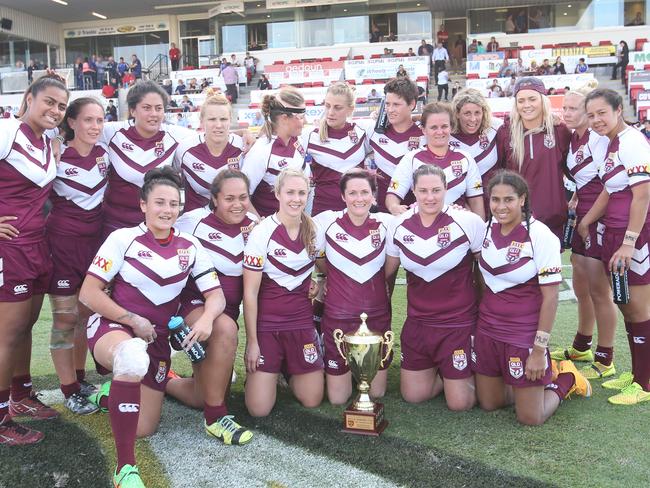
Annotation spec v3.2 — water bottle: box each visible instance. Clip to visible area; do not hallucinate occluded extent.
[611,263,630,305]
[562,210,576,249]
[374,98,388,134]
[168,316,206,363]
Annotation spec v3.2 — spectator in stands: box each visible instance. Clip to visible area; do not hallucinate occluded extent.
[258,74,271,90]
[96,55,106,88]
[175,79,186,95]
[3,106,11,118]
[370,22,381,43]
[514,57,526,75]
[105,100,118,121]
[162,79,173,96]
[219,57,228,72]
[564,86,571,91]
[547,87,556,95]
[381,48,393,58]
[476,41,486,54]
[181,95,193,112]
[407,48,416,57]
[82,57,95,90]
[537,59,552,76]
[515,9,527,32]
[101,80,116,99]
[418,39,434,57]
[121,71,135,88]
[437,24,449,50]
[169,42,181,71]
[27,59,36,83]
[230,54,239,66]
[14,59,25,71]
[396,64,408,78]
[451,81,461,98]
[130,54,142,80]
[251,111,264,127]
[505,13,516,34]
[505,74,518,96]
[487,36,499,52]
[455,35,466,59]
[417,85,427,104]
[188,78,198,91]
[574,58,589,73]
[75,57,83,89]
[106,56,118,88]
[612,40,629,84]
[498,59,512,78]
[437,67,449,101]
[641,119,650,139]
[244,52,256,83]
[200,78,210,90]
[368,88,383,101]
[468,39,478,54]
[628,11,645,26]
[553,56,566,75]
[432,42,449,85]
[117,57,128,83]
[176,113,189,128]
[489,84,504,98]
[222,62,239,103]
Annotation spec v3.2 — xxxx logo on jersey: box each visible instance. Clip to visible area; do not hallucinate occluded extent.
[244,254,264,268]
[92,255,113,273]
[227,156,241,170]
[241,224,254,244]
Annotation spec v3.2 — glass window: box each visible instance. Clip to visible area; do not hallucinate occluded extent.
[180,19,210,37]
[301,18,332,48]
[222,25,247,53]
[65,38,93,65]
[624,1,647,25]
[333,15,368,45]
[397,11,432,41]
[268,21,296,49]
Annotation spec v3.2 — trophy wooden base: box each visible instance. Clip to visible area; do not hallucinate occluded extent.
[342,402,388,436]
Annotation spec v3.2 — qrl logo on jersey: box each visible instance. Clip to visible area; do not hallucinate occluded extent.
[479,134,489,150]
[121,142,134,151]
[403,234,415,244]
[273,248,287,257]
[192,162,205,172]
[369,229,381,249]
[451,160,463,178]
[506,241,524,263]
[241,224,254,243]
[303,343,318,364]
[154,141,164,158]
[452,349,467,371]
[64,167,79,177]
[97,158,108,177]
[543,133,555,149]
[437,226,451,249]
[155,361,167,383]
[603,154,615,173]
[93,255,113,273]
[335,232,348,242]
[208,232,222,241]
[408,137,420,151]
[482,238,491,249]
[294,141,305,157]
[227,157,241,170]
[348,130,359,144]
[574,148,584,164]
[177,249,191,271]
[509,357,524,379]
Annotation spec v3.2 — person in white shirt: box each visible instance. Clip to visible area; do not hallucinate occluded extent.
[432,43,449,85]
[437,69,449,101]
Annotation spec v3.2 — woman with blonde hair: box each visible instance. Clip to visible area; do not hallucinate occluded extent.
[241,87,310,217]
[243,168,325,417]
[495,76,571,239]
[306,81,368,214]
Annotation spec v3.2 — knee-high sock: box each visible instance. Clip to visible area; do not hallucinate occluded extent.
[109,380,141,470]
[630,320,650,392]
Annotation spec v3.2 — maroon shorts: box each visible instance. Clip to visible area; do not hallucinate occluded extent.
[178,283,241,322]
[47,233,101,295]
[471,329,552,387]
[400,318,472,379]
[86,314,172,392]
[321,312,392,376]
[256,328,324,375]
[571,219,603,260]
[0,241,52,302]
[602,225,650,286]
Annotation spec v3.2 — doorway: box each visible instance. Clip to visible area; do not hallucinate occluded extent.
[444,17,467,65]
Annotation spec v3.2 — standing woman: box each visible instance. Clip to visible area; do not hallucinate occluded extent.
[313,169,393,405]
[241,87,309,217]
[306,82,367,214]
[47,98,110,415]
[583,89,650,405]
[80,168,225,487]
[166,170,255,444]
[611,41,629,84]
[174,93,244,212]
[0,75,69,445]
[243,168,325,417]
[550,86,619,379]
[474,170,591,425]
[496,77,571,239]
[386,102,485,219]
[385,165,485,411]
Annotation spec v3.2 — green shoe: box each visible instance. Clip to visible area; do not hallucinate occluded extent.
[205,415,253,445]
[550,346,594,362]
[580,361,616,380]
[113,464,145,488]
[602,372,634,391]
[608,382,650,405]
[88,381,111,413]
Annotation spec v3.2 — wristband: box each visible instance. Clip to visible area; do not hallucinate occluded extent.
[534,330,550,349]
[623,231,639,246]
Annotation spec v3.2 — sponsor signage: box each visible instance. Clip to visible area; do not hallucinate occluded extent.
[208,0,244,16]
[344,56,429,82]
[267,0,365,7]
[64,21,168,38]
[264,60,345,86]
[467,52,504,62]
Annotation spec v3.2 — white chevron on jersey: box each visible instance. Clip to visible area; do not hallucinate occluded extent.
[53,144,109,210]
[360,119,426,177]
[449,118,502,176]
[566,129,607,191]
[598,127,650,195]
[305,124,367,172]
[314,210,393,284]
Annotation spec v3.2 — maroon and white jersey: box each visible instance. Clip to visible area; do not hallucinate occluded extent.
[363,121,425,179]
[305,123,367,213]
[598,127,650,229]
[241,135,309,217]
[0,118,56,244]
[478,218,562,348]
[388,147,483,206]
[47,144,109,237]
[386,206,485,327]
[87,224,221,334]
[314,210,393,319]
[243,214,324,331]
[449,118,502,184]
[566,129,607,217]
[174,133,244,212]
[101,120,194,227]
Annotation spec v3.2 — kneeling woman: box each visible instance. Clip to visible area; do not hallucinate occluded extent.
[79,168,225,488]
[243,168,325,417]
[385,165,485,411]
[313,169,394,405]
[166,170,255,444]
[474,170,590,426]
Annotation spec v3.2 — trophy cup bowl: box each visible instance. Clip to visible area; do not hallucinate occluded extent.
[333,312,394,435]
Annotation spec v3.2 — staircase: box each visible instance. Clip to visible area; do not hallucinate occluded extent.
[592,67,637,121]
[231,71,263,128]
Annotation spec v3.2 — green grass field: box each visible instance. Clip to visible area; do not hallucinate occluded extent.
[2,263,648,488]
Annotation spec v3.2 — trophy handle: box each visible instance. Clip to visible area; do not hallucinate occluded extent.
[380,330,394,368]
[332,329,348,365]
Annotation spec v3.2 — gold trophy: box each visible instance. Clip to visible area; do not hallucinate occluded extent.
[333,313,394,436]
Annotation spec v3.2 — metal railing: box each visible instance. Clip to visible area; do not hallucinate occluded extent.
[146,54,170,83]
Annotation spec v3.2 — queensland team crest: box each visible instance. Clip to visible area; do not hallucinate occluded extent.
[482,237,491,249]
[408,137,421,151]
[543,133,555,149]
[574,148,584,164]
[604,154,615,173]
[177,248,191,270]
[227,156,241,170]
[479,134,489,150]
[451,160,463,178]
[294,141,306,156]
[241,224,254,243]
[509,357,524,379]
[303,343,318,364]
[348,130,359,144]
[453,349,467,370]
[506,241,524,263]
[96,157,108,178]
[369,228,381,248]
[155,361,167,383]
[154,141,165,158]
[437,226,451,248]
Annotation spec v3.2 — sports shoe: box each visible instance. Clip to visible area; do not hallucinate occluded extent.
[550,346,594,362]
[88,380,111,413]
[580,361,616,380]
[231,370,237,384]
[9,392,59,420]
[113,464,145,488]
[602,372,634,391]
[607,382,650,405]
[205,415,253,445]
[166,369,181,380]
[65,392,99,415]
[79,380,97,397]
[559,360,592,398]
[0,418,44,445]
